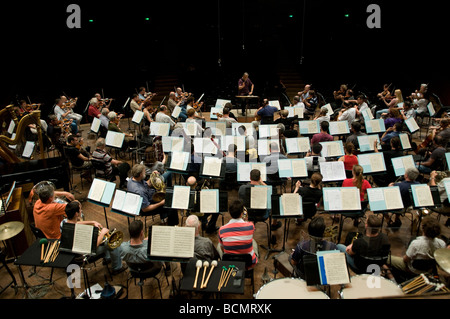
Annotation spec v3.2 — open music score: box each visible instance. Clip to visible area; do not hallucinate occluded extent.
[284,106,304,119]
[317,251,350,286]
[215,99,231,108]
[285,137,311,154]
[148,225,195,260]
[357,152,386,174]
[257,139,280,156]
[201,156,224,177]
[199,189,219,213]
[193,137,219,154]
[320,161,346,182]
[90,117,101,133]
[162,136,184,153]
[231,122,255,136]
[279,193,302,216]
[268,100,281,110]
[205,121,227,136]
[411,184,435,208]
[367,186,404,211]
[365,119,386,134]
[87,178,116,207]
[111,189,142,216]
[320,140,344,158]
[357,134,382,153]
[278,158,308,178]
[172,106,182,119]
[181,122,202,136]
[405,117,420,134]
[220,135,246,152]
[427,102,436,117]
[60,223,98,256]
[150,122,170,137]
[329,121,350,136]
[361,108,374,122]
[105,131,125,149]
[399,133,412,150]
[22,141,35,159]
[391,155,415,176]
[299,120,320,135]
[259,125,279,139]
[323,187,361,211]
[132,110,144,125]
[168,151,190,171]
[237,162,267,182]
[171,186,192,210]
[250,186,272,210]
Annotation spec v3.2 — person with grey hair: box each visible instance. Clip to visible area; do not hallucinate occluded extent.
[92,138,130,189]
[387,167,421,229]
[155,105,176,129]
[99,107,110,129]
[185,215,220,261]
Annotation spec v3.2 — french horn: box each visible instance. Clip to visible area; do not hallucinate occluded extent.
[99,227,124,250]
[150,171,166,203]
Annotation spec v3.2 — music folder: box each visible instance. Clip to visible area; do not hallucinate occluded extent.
[105,131,125,149]
[163,186,196,210]
[132,110,144,125]
[87,178,116,207]
[199,156,226,179]
[90,117,101,133]
[193,190,228,213]
[111,189,143,216]
[147,225,195,262]
[60,223,99,256]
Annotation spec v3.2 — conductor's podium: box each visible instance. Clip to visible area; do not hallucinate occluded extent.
[274,252,294,278]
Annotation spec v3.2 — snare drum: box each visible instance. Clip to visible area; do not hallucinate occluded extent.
[255,278,329,299]
[340,274,404,299]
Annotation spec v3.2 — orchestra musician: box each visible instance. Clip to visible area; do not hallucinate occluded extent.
[298,84,311,101]
[60,95,83,127]
[53,98,78,134]
[238,72,255,116]
[138,87,156,101]
[92,93,112,109]
[186,96,205,121]
[332,84,348,109]
[88,98,102,119]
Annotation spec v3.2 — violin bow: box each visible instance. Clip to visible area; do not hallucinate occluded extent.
[159,96,166,107]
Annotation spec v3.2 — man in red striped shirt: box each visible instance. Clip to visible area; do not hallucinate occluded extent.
[218,200,259,268]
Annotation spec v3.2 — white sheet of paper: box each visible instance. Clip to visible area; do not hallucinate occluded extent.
[399,134,412,149]
[200,190,218,213]
[89,179,106,202]
[122,192,141,215]
[7,120,15,135]
[91,117,101,133]
[341,188,361,210]
[172,106,182,118]
[414,185,434,207]
[202,156,222,177]
[384,188,403,210]
[72,224,94,255]
[292,160,308,177]
[325,189,342,211]
[172,186,191,210]
[132,110,144,124]
[170,151,187,171]
[281,193,301,216]
[369,188,385,202]
[321,252,350,285]
[250,187,268,209]
[22,141,35,158]
[111,189,127,211]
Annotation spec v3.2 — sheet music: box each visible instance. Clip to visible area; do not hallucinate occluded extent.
[112,189,127,211]
[105,131,125,148]
[322,142,342,157]
[330,121,349,135]
[250,187,268,209]
[402,156,415,170]
[406,118,419,132]
[294,107,304,118]
[122,192,141,215]
[72,224,94,255]
[7,120,15,135]
[258,139,271,156]
[427,102,436,116]
[172,106,182,118]
[369,188,385,202]
[172,186,191,210]
[341,188,361,210]
[307,121,318,134]
[278,159,292,172]
[170,151,187,171]
[325,189,342,211]
[413,185,434,207]
[151,122,170,136]
[215,99,231,108]
[89,179,106,202]
[292,159,308,177]
[384,187,403,210]
[22,141,35,158]
[286,138,310,153]
[269,100,281,110]
[320,252,350,285]
[202,156,222,177]
[200,190,218,213]
[252,163,267,181]
[399,134,412,149]
[320,161,346,182]
[150,226,195,259]
[132,110,144,124]
[370,120,381,132]
[91,117,101,133]
[369,153,385,172]
[281,193,301,216]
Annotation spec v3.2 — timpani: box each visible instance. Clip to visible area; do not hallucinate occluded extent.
[255,278,329,299]
[339,274,404,299]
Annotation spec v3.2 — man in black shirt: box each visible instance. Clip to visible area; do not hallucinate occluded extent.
[372,136,404,187]
[64,135,93,182]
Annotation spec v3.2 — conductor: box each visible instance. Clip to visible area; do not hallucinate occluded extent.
[238,72,255,116]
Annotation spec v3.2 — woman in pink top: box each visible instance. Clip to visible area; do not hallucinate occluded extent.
[342,164,371,202]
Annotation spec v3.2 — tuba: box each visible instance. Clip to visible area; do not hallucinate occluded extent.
[150,171,166,203]
[99,227,124,250]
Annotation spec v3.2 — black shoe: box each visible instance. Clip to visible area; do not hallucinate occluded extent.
[271,221,282,231]
[112,265,128,275]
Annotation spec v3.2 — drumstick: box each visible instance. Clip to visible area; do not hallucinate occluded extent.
[193,260,202,289]
[200,261,209,289]
[44,241,56,263]
[203,260,217,289]
[219,267,232,291]
[51,241,60,262]
[39,238,48,261]
[223,265,235,289]
[218,266,227,291]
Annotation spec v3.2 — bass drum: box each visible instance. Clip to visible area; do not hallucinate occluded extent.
[339,274,404,299]
[255,278,329,299]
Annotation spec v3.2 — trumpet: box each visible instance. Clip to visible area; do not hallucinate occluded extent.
[99,227,124,250]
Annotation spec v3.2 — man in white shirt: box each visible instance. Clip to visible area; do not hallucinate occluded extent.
[54,98,78,134]
[338,102,357,126]
[218,107,237,128]
[155,105,176,129]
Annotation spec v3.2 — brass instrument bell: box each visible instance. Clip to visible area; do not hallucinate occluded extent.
[100,227,124,250]
[150,172,166,203]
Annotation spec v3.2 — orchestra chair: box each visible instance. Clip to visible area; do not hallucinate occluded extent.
[90,158,115,182]
[352,246,392,276]
[62,147,91,192]
[125,261,168,299]
[246,208,271,248]
[222,253,254,295]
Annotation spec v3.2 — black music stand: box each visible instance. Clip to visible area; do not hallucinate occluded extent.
[199,159,226,183]
[409,186,442,236]
[163,187,196,210]
[235,95,259,121]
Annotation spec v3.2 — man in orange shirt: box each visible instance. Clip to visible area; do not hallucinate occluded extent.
[33,183,74,239]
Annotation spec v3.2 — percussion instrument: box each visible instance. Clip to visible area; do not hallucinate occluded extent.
[255,278,329,299]
[434,248,450,274]
[339,274,403,299]
[0,221,24,241]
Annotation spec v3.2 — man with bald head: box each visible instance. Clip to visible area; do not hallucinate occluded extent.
[186,176,219,234]
[185,215,220,261]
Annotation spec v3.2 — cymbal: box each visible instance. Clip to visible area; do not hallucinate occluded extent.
[434,248,450,274]
[0,221,24,241]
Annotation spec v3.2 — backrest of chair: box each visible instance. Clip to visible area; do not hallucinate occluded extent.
[246,208,268,222]
[126,261,159,274]
[30,223,46,239]
[411,258,437,273]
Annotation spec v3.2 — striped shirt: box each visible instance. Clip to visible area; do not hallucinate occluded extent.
[218,218,257,267]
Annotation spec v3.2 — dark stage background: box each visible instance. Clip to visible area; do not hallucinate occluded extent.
[1,0,449,118]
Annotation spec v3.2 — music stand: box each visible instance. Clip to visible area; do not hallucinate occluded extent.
[199,158,226,182]
[163,187,196,210]
[146,225,195,263]
[235,95,259,120]
[87,179,116,229]
[409,186,441,236]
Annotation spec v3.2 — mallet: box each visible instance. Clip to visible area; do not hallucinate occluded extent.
[202,260,218,289]
[39,238,48,262]
[193,260,202,289]
[200,261,209,289]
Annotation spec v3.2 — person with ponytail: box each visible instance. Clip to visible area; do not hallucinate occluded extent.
[338,142,359,171]
[342,164,371,201]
